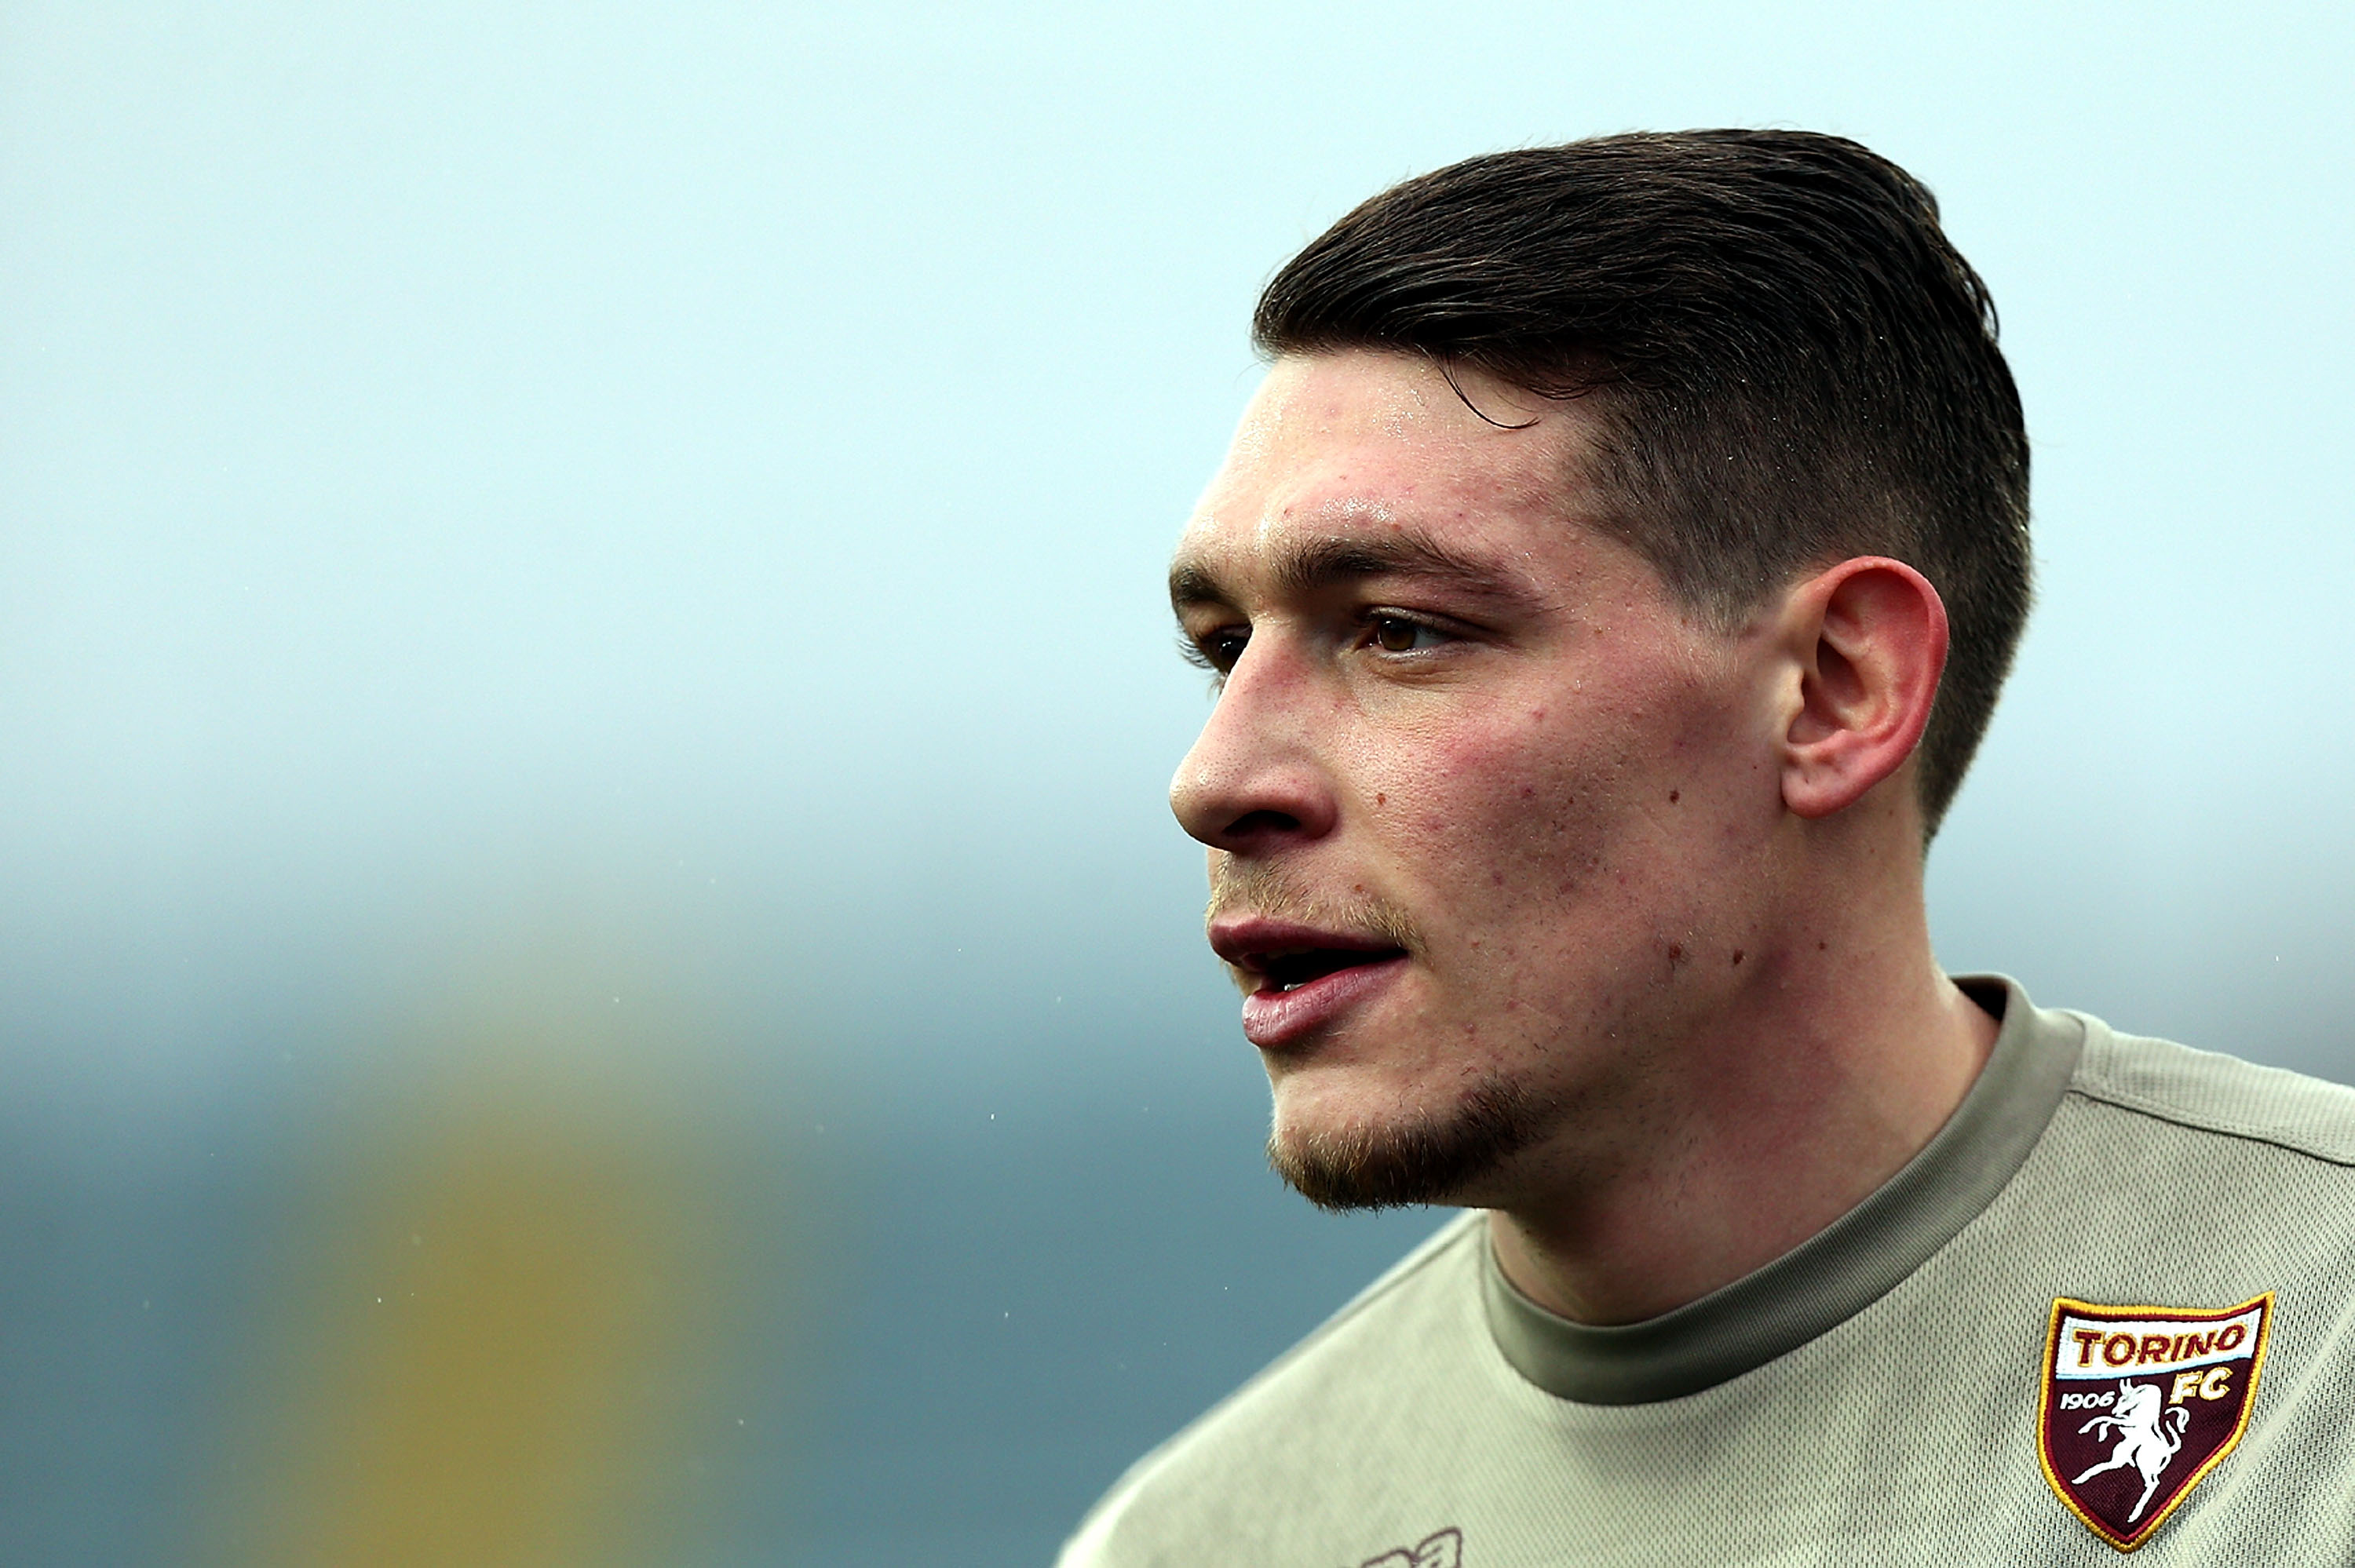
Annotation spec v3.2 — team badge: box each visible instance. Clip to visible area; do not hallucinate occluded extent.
[2038,1294,2271,1550]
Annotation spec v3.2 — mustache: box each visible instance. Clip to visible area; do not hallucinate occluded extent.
[1204,859,1424,954]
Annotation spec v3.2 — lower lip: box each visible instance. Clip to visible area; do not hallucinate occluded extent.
[1240,956,1408,1050]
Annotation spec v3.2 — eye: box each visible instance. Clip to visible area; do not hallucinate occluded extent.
[1179,625,1250,673]
[1368,614,1451,654]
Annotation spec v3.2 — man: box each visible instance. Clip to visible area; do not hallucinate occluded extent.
[1058,132,2355,1564]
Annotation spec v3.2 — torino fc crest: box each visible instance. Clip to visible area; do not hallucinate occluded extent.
[2039,1294,2272,1551]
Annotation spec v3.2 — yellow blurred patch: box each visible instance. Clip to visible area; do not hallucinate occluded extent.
[200,939,820,1567]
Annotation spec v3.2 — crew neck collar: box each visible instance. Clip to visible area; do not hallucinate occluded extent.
[1481,975,2083,1405]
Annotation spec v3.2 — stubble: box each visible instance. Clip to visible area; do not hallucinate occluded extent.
[1208,855,1546,1211]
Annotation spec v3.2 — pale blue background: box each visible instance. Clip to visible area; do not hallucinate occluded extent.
[3,2,2350,1562]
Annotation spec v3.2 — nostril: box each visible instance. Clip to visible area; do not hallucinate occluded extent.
[1222,808,1303,844]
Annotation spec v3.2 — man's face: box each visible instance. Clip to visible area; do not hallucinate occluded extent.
[1168,351,1791,1209]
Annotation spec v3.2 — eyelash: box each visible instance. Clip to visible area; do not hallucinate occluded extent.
[1179,629,1247,673]
[1359,612,1454,655]
[1178,611,1456,675]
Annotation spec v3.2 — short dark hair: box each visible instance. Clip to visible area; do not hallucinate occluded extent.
[1254,130,2030,835]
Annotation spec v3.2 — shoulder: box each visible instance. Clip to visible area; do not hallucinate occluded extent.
[2064,1012,2355,1169]
[1057,1212,1488,1568]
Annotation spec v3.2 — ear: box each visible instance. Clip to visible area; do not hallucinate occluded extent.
[1778,556,1948,820]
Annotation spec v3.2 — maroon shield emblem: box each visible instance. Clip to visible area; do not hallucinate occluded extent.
[2039,1294,2272,1550]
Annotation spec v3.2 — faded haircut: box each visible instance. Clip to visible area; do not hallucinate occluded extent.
[1253,129,2032,835]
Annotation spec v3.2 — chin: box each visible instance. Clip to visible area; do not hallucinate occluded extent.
[1266,1071,1542,1212]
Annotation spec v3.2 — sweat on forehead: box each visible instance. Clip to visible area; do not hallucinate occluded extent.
[1171,355,1606,600]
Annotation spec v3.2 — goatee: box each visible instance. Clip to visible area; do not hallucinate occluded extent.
[1268,1075,1542,1211]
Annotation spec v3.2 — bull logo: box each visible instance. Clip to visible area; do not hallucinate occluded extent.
[1357,1527,1461,1568]
[2070,1378,2189,1523]
[2039,1295,2270,1551]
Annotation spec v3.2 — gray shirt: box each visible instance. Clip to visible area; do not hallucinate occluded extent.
[1059,979,2355,1565]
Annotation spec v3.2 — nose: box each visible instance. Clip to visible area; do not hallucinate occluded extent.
[1168,643,1339,852]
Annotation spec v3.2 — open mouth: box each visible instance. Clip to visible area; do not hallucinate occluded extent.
[1207,917,1414,1047]
[1210,917,1412,1048]
[1254,947,1408,994]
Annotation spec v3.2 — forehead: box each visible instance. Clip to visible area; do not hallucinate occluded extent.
[1175,351,1599,588]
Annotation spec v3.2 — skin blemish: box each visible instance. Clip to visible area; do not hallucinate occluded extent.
[1521,786,1535,799]
[1667,943,1686,968]
[1668,789,1681,804]
[1732,950,1745,966]
[1375,793,1386,806]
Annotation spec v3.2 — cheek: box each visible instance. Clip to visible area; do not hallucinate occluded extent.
[1363,708,1623,895]
[1364,684,1758,928]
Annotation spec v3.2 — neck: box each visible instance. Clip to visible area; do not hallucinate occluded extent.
[1486,834,1997,1327]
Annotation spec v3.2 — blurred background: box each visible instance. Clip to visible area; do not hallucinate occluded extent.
[2,2,2350,1562]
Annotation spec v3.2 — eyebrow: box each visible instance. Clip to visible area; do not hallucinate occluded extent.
[1169,526,1535,614]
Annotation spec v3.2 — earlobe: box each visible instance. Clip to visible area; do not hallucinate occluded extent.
[1779,557,1948,821]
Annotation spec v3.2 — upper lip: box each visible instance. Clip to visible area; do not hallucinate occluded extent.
[1207,916,1408,983]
